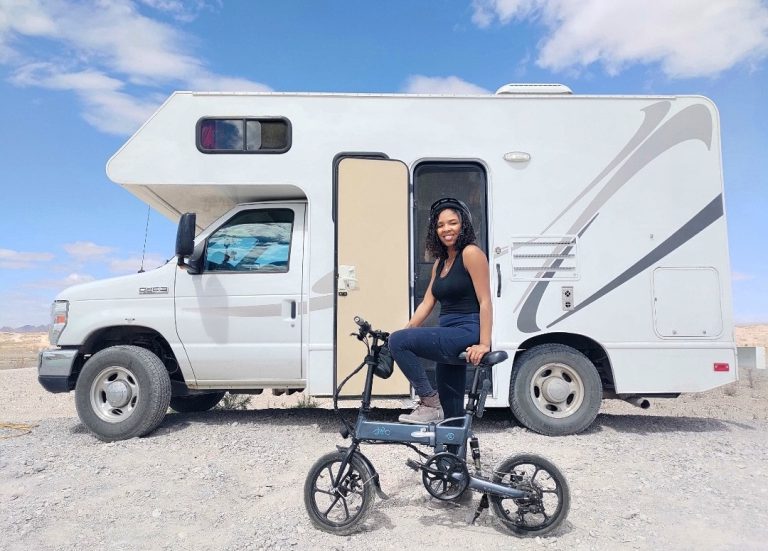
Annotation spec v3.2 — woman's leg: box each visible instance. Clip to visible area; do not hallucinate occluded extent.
[435,362,467,420]
[388,328,441,398]
[390,318,479,424]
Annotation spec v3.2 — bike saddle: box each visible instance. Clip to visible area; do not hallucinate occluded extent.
[458,350,508,366]
[479,350,508,367]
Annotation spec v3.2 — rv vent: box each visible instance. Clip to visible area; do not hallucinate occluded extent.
[495,83,573,95]
[510,235,579,281]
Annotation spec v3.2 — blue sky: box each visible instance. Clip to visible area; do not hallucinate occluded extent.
[0,0,766,327]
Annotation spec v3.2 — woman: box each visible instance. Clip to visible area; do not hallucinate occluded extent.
[389,198,492,424]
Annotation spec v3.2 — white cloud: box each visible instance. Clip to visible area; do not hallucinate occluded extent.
[0,0,271,134]
[30,272,96,290]
[109,253,169,274]
[402,75,491,95]
[471,0,768,78]
[733,271,756,282]
[60,273,96,286]
[0,247,55,269]
[0,290,53,327]
[137,0,219,22]
[63,241,114,261]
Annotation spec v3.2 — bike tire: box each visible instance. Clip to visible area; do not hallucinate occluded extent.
[304,450,375,535]
[489,453,570,537]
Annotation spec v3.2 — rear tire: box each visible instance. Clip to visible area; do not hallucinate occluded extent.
[75,345,171,442]
[170,392,226,413]
[490,453,570,537]
[510,344,602,436]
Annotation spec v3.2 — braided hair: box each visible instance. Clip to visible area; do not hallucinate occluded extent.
[425,207,477,260]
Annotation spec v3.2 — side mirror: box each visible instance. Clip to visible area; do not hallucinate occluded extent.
[175,213,196,262]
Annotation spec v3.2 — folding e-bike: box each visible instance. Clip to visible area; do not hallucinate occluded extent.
[304,317,570,536]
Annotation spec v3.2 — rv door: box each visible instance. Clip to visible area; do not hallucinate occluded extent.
[335,157,410,395]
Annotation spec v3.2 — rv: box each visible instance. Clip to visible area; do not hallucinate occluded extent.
[39,84,739,441]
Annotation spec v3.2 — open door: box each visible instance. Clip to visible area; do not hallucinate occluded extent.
[335,157,410,395]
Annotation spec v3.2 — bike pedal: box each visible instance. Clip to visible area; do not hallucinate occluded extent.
[405,458,422,472]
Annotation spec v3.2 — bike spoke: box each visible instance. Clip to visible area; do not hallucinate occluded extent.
[323,494,342,517]
[341,496,351,520]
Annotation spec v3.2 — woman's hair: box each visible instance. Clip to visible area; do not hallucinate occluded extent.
[426,207,477,260]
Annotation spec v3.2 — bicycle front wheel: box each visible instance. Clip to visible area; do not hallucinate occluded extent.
[304,450,375,535]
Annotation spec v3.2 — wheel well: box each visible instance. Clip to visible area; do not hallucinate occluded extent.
[77,326,184,384]
[514,332,615,391]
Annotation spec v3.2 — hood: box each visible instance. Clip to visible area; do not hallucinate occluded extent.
[57,259,176,302]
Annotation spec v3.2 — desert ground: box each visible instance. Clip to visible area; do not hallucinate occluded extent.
[1,326,766,550]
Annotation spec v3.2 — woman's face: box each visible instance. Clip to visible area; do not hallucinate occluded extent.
[436,208,462,248]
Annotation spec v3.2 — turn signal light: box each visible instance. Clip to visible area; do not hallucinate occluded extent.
[713,363,730,372]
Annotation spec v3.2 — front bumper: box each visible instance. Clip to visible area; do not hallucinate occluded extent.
[38,348,78,393]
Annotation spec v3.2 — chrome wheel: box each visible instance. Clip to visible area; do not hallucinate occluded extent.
[530,362,584,418]
[90,366,140,423]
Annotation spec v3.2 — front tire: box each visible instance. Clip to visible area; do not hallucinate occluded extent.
[75,345,171,442]
[170,392,226,413]
[304,450,374,535]
[510,344,602,436]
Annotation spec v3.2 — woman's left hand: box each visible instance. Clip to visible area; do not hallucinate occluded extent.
[466,343,491,365]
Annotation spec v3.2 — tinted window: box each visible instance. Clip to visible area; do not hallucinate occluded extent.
[205,209,294,272]
[198,118,290,153]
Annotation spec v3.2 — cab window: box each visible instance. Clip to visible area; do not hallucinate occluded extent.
[205,209,294,273]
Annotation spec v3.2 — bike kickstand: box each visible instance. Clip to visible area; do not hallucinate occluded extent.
[469,493,489,525]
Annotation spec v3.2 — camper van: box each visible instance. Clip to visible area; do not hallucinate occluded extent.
[38,84,739,441]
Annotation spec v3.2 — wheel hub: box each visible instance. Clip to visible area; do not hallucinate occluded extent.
[105,381,131,408]
[542,378,570,403]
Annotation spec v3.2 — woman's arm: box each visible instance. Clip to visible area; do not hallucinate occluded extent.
[463,245,493,365]
[406,260,439,328]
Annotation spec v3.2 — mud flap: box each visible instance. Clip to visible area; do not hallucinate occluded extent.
[336,444,389,500]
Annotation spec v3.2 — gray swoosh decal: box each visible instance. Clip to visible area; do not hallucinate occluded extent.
[517,253,570,333]
[541,101,672,235]
[513,102,671,310]
[516,103,714,333]
[547,194,724,328]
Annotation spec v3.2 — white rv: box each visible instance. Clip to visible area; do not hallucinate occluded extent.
[39,84,739,441]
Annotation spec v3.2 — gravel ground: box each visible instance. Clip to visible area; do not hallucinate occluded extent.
[2,367,767,551]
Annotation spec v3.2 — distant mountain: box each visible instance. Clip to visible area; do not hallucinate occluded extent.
[0,325,50,333]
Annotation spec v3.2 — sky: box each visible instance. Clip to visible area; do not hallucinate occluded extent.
[0,0,766,328]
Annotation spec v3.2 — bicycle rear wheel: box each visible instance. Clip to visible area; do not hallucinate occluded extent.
[489,453,570,537]
[304,450,375,535]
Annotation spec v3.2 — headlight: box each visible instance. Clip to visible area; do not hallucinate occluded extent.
[49,300,69,346]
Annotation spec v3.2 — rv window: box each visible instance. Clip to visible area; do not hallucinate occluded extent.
[205,209,294,273]
[197,118,291,153]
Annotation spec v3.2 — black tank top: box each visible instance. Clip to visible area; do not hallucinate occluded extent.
[431,248,480,315]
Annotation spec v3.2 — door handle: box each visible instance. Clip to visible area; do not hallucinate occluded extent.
[290,300,297,319]
[496,264,502,297]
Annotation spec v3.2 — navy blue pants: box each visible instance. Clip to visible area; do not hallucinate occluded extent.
[388,313,480,420]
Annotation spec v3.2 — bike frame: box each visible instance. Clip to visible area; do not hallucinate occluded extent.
[332,327,527,500]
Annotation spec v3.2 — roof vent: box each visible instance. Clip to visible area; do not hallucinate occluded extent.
[495,83,573,95]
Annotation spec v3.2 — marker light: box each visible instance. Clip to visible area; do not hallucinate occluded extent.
[503,151,531,163]
[49,300,69,346]
[713,363,730,372]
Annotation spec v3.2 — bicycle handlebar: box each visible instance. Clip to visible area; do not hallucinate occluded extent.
[353,316,390,342]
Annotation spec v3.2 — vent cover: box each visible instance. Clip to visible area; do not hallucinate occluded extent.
[510,235,579,281]
[495,83,573,95]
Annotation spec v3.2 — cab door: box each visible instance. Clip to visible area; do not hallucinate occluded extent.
[175,203,305,385]
[335,157,410,395]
